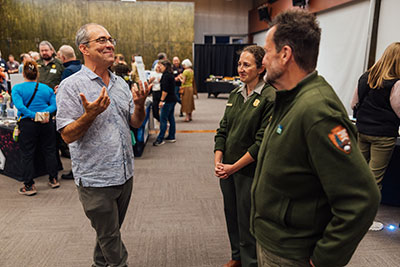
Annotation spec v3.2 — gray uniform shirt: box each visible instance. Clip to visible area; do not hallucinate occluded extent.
[56,65,135,187]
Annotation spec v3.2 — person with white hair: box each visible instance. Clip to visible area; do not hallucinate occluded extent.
[178,58,195,122]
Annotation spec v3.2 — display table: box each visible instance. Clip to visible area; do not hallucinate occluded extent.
[205,81,238,98]
[381,137,400,206]
[0,123,62,181]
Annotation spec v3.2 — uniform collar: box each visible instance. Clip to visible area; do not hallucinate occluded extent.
[237,80,265,95]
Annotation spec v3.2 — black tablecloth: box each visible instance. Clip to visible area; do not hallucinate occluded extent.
[205,81,237,98]
[381,138,400,206]
[0,124,62,181]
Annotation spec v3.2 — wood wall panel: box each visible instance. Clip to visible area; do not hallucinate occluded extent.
[0,0,194,69]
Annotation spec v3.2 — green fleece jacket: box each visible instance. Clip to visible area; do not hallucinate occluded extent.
[37,58,64,90]
[214,82,275,177]
[250,72,380,267]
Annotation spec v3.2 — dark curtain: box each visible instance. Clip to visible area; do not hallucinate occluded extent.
[194,44,251,92]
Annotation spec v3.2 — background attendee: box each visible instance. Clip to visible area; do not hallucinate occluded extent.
[214,45,275,267]
[149,62,163,122]
[172,56,184,117]
[12,60,59,195]
[6,54,20,74]
[153,59,177,146]
[152,52,167,71]
[56,23,149,267]
[37,41,64,90]
[30,51,40,62]
[58,44,82,180]
[111,53,131,85]
[351,42,400,230]
[59,45,82,80]
[251,9,380,267]
[0,67,6,92]
[179,59,195,122]
[0,50,8,91]
[19,53,31,73]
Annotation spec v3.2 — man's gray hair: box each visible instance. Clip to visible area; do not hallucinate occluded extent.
[39,40,55,53]
[75,23,102,48]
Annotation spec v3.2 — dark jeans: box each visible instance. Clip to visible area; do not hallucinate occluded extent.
[157,102,176,142]
[174,86,181,104]
[152,91,161,122]
[19,118,58,187]
[77,178,133,267]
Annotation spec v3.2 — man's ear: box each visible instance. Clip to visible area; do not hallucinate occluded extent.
[79,44,89,56]
[280,45,293,66]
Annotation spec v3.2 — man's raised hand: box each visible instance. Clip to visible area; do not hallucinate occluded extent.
[80,86,110,118]
[131,81,151,107]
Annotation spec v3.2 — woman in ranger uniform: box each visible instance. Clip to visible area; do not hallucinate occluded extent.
[214,45,275,267]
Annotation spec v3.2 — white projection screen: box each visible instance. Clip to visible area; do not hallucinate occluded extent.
[316,0,371,113]
[376,0,400,60]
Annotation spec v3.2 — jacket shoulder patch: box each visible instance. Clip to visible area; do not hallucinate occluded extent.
[328,125,351,154]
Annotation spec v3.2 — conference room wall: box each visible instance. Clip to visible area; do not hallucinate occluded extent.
[0,0,194,69]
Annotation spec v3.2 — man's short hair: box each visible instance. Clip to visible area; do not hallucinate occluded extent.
[39,40,56,53]
[270,9,321,72]
[157,52,167,60]
[75,23,102,48]
[59,45,76,60]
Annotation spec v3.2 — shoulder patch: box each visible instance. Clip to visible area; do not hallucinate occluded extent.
[328,125,352,154]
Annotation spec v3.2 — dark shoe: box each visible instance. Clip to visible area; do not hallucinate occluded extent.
[153,140,165,146]
[48,178,60,189]
[223,260,241,267]
[19,184,37,196]
[165,138,176,143]
[61,171,74,180]
[179,112,184,117]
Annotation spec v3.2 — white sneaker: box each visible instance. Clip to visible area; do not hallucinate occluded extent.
[369,221,384,231]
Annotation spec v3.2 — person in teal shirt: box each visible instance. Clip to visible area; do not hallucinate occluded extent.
[214,45,275,267]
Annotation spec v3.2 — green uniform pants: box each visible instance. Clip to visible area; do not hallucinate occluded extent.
[77,178,133,267]
[358,133,396,189]
[220,172,257,267]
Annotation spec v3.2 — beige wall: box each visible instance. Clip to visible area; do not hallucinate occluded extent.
[141,0,253,43]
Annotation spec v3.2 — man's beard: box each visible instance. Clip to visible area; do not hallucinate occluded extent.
[41,55,52,61]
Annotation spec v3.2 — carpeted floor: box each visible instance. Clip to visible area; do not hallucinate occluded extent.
[0,93,399,267]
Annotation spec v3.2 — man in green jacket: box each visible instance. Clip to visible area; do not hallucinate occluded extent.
[250,9,380,267]
[37,40,64,90]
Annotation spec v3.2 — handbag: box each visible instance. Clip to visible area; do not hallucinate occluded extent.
[13,82,39,142]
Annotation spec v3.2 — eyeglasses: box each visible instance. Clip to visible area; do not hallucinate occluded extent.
[83,37,117,46]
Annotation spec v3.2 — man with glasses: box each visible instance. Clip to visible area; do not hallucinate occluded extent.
[56,23,150,267]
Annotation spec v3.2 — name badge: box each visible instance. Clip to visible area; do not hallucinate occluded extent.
[50,68,57,74]
[226,103,233,107]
